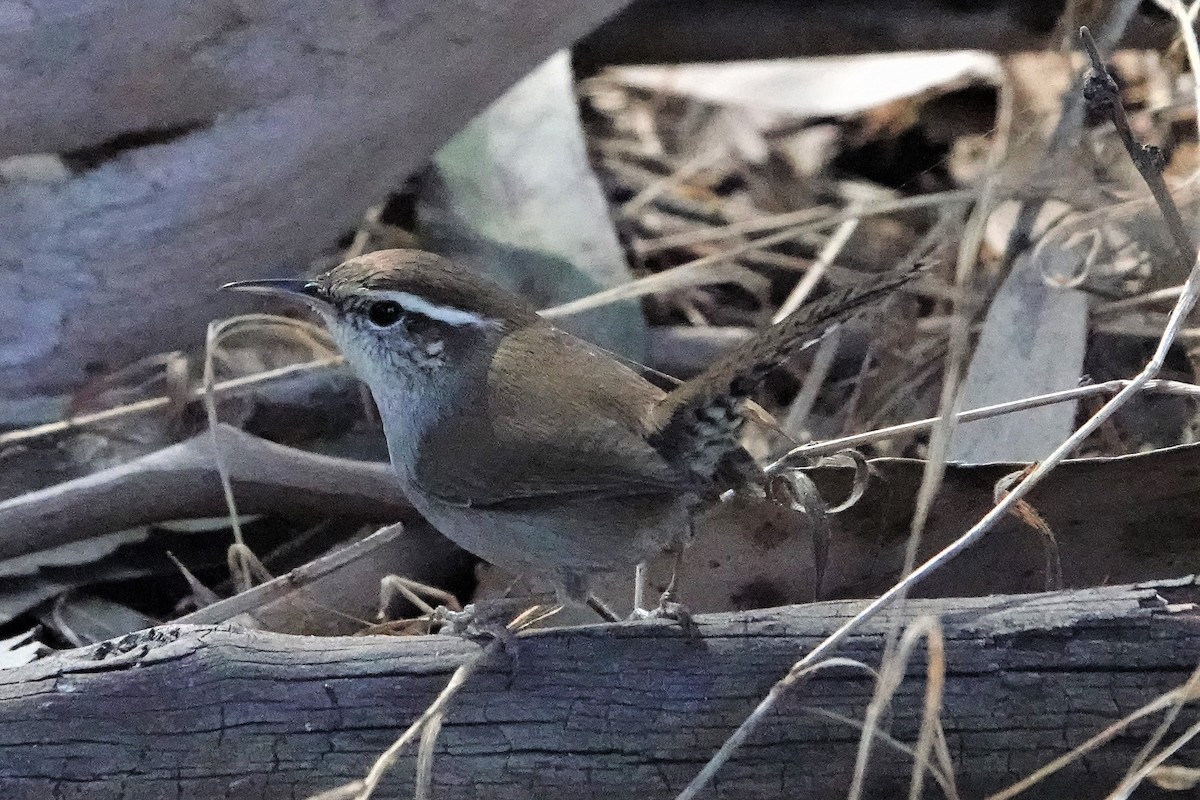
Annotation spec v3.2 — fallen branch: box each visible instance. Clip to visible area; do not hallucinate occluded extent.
[0,424,412,562]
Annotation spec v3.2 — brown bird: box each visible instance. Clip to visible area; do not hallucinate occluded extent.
[225,250,918,619]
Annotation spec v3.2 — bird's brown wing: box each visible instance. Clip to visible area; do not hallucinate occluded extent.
[413,324,696,509]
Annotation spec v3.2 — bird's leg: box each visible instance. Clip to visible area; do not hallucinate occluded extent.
[630,540,697,636]
[652,546,697,635]
[633,561,650,614]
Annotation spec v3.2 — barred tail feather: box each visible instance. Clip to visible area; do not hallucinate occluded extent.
[650,262,925,462]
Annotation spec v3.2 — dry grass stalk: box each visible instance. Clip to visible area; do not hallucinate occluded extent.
[321,605,555,800]
[202,314,331,591]
[985,663,1200,800]
[846,616,957,800]
[543,191,973,318]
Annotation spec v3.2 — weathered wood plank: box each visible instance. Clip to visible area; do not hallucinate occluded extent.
[2,580,1199,798]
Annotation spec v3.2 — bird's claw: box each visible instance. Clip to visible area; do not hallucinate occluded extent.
[431,603,521,683]
[630,591,698,637]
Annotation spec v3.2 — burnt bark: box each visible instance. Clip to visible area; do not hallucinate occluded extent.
[2,579,1199,799]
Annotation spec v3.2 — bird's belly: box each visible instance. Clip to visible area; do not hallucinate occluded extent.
[406,489,692,577]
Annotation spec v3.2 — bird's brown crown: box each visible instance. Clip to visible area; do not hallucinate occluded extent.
[315,249,540,327]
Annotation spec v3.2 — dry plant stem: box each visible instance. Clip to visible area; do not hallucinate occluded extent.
[0,355,344,449]
[1003,0,1142,259]
[1119,662,1200,792]
[767,377,1200,466]
[986,663,1200,800]
[1109,718,1200,799]
[908,69,1014,545]
[1116,12,1200,791]
[907,624,955,800]
[633,561,649,611]
[378,575,463,620]
[1095,319,1200,339]
[620,148,718,219]
[203,318,251,591]
[834,204,966,436]
[337,639,503,800]
[1162,0,1200,119]
[772,204,862,321]
[414,712,444,800]
[345,204,383,261]
[306,784,364,800]
[1096,285,1185,314]
[846,617,954,800]
[200,314,335,590]
[544,191,973,318]
[781,329,841,438]
[800,707,956,797]
[639,189,973,256]
[848,76,1012,794]
[895,75,1011,576]
[776,209,862,436]
[641,205,833,253]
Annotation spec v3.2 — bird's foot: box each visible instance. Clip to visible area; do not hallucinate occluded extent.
[431,602,523,683]
[630,590,698,636]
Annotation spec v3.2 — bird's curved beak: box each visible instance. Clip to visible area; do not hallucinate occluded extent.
[220,278,330,308]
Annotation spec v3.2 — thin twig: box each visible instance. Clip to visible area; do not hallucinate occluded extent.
[773,204,862,322]
[1081,26,1196,268]
[846,617,953,800]
[777,207,862,437]
[781,329,841,439]
[414,710,445,800]
[1095,285,1185,315]
[640,205,834,254]
[852,68,1012,799]
[619,148,719,219]
[1109,718,1200,799]
[1003,0,1143,259]
[766,377,1200,467]
[1120,656,1200,789]
[175,523,409,625]
[202,318,251,590]
[898,71,1013,591]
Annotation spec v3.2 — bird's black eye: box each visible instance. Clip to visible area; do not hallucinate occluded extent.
[367,300,403,327]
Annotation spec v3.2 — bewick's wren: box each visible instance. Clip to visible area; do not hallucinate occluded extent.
[224,250,917,616]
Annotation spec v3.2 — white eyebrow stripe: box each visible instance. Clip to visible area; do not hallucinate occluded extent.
[370,290,495,327]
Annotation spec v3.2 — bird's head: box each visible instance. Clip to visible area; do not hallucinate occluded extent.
[223,249,538,394]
